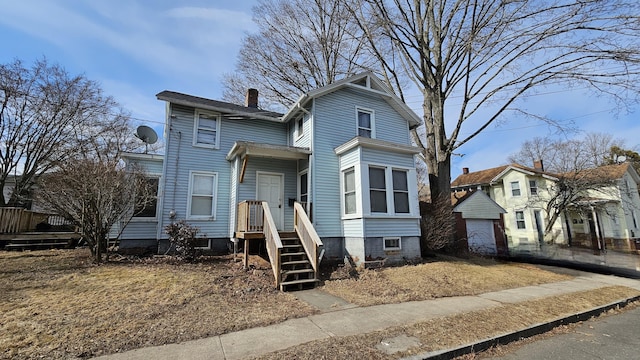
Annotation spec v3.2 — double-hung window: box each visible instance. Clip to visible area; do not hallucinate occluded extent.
[392,170,410,213]
[296,117,304,138]
[357,108,374,138]
[188,171,217,219]
[343,168,356,215]
[369,167,387,213]
[516,211,526,229]
[511,181,521,196]
[194,110,220,148]
[529,180,538,196]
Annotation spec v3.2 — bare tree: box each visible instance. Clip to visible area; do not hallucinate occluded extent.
[346,0,640,203]
[0,58,131,207]
[37,159,153,262]
[509,133,623,172]
[222,0,386,109]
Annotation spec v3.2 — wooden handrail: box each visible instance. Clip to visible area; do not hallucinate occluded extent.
[294,202,323,276]
[237,200,264,233]
[261,201,283,288]
[0,208,67,234]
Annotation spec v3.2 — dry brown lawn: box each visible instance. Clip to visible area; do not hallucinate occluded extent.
[1,249,631,360]
[254,287,640,360]
[321,255,572,306]
[0,249,316,359]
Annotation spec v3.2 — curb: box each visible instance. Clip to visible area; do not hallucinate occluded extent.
[402,295,640,360]
[508,255,640,279]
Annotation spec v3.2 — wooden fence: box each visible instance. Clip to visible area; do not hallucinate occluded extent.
[0,207,69,234]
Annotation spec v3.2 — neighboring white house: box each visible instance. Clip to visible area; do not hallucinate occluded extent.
[564,163,640,252]
[451,161,640,253]
[451,161,566,250]
[119,72,423,265]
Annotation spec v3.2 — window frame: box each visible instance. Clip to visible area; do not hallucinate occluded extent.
[529,180,538,196]
[383,237,402,251]
[193,109,221,149]
[368,166,387,213]
[356,107,375,138]
[295,116,304,139]
[131,176,160,221]
[515,210,526,229]
[511,181,521,197]
[392,169,410,214]
[186,171,218,220]
[343,167,357,215]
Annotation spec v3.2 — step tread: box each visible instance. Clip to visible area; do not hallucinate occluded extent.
[281,260,310,266]
[282,268,315,275]
[280,278,318,286]
[282,252,306,256]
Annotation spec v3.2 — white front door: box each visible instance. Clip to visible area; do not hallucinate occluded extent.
[256,172,284,230]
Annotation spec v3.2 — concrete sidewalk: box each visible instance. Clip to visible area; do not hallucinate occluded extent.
[96,270,640,360]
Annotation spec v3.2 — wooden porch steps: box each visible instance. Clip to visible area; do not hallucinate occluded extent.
[279,232,317,292]
[1,232,81,251]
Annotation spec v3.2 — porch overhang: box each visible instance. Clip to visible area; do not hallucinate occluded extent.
[226,141,311,161]
[227,141,311,183]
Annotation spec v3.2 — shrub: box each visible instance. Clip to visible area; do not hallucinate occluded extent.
[165,220,202,261]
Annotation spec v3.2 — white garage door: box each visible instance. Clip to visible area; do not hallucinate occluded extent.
[466,219,497,255]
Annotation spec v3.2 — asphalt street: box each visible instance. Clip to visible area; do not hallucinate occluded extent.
[490,306,640,359]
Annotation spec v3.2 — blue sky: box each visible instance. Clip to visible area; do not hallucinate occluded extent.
[2,0,638,179]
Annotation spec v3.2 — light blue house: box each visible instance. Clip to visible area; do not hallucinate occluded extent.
[120,72,423,289]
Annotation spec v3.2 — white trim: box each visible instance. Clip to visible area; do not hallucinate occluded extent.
[186,171,218,220]
[298,169,309,204]
[334,136,421,155]
[256,171,285,230]
[383,236,402,251]
[362,162,418,217]
[295,116,304,140]
[193,109,221,149]
[510,181,521,197]
[356,106,376,139]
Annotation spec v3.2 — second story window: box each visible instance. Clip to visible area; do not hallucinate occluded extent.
[510,181,521,196]
[529,180,538,195]
[194,110,220,148]
[357,108,374,138]
[296,117,304,138]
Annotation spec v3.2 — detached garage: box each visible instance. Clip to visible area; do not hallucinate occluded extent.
[452,190,508,256]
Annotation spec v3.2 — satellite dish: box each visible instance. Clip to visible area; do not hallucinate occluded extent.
[136,125,158,144]
[135,125,158,153]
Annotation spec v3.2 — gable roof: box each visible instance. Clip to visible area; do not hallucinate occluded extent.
[156,90,283,122]
[281,72,421,128]
[451,163,557,188]
[452,190,506,219]
[564,162,640,184]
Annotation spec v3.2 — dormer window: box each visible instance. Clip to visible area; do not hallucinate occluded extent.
[357,108,374,138]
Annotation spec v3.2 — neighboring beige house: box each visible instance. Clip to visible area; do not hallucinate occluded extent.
[564,163,640,252]
[451,161,566,250]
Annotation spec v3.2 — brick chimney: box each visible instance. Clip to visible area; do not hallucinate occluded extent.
[245,88,258,108]
[533,159,544,171]
[462,167,469,174]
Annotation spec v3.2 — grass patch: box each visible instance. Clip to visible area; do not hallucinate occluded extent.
[321,256,572,306]
[253,286,640,360]
[0,249,316,359]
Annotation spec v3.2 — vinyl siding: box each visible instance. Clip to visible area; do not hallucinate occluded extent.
[312,88,413,237]
[342,218,363,237]
[236,157,298,230]
[361,148,415,168]
[454,192,504,220]
[159,104,288,239]
[363,218,420,237]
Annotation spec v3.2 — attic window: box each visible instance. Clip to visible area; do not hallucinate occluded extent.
[357,108,374,138]
[296,117,304,138]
